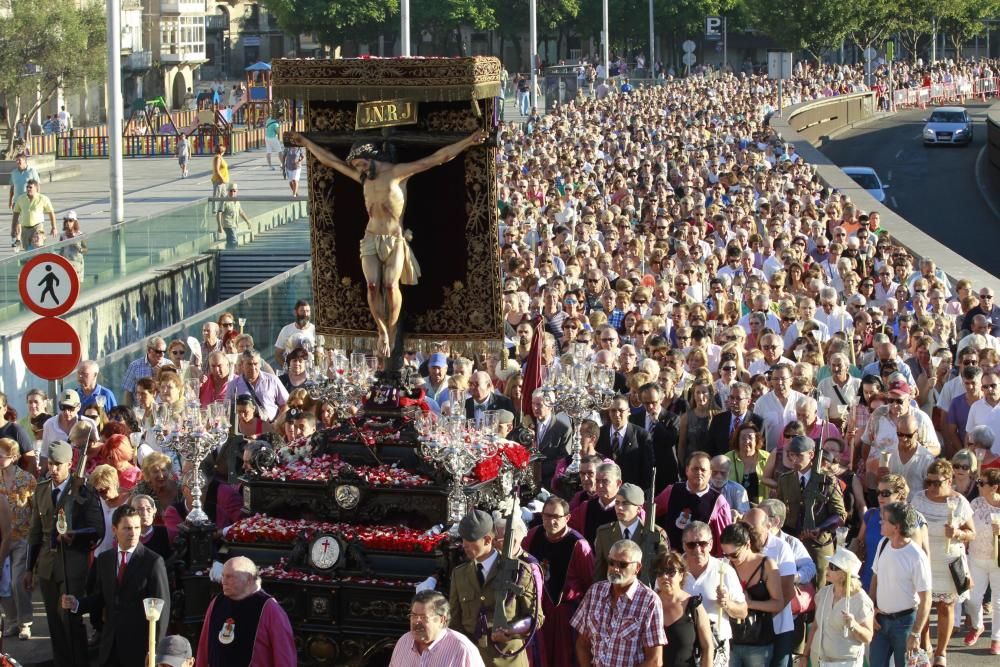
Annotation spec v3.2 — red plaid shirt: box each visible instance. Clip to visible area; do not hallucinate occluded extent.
[571,579,666,667]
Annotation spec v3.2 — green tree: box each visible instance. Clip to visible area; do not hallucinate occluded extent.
[896,0,934,60]
[413,0,496,54]
[938,0,1000,56]
[747,0,851,62]
[0,0,106,157]
[257,0,398,49]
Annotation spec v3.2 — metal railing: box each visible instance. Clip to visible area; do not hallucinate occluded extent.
[0,197,308,325]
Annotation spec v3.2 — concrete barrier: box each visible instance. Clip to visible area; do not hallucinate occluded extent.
[771,93,1000,292]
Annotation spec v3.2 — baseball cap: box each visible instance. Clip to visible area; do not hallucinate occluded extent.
[428,352,448,368]
[228,183,238,191]
[59,390,81,408]
[63,210,78,221]
[155,635,193,667]
[887,379,911,397]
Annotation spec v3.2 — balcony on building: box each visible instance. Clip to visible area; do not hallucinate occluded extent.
[159,0,205,16]
[160,16,207,65]
[122,50,153,72]
[205,13,227,31]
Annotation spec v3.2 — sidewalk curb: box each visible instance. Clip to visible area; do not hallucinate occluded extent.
[974,140,1000,221]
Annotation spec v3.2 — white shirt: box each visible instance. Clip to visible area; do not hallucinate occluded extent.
[747,356,795,377]
[476,550,500,581]
[618,518,641,540]
[977,406,1000,455]
[964,398,1000,435]
[815,309,853,335]
[780,532,817,585]
[760,532,796,634]
[683,556,746,641]
[754,389,804,451]
[935,375,965,412]
[871,538,931,613]
[273,321,316,353]
[40,415,97,458]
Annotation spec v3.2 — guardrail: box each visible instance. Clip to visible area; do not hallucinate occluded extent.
[770,92,1000,294]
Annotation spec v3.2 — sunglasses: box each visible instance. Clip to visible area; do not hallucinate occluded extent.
[149,348,166,356]
[976,479,994,487]
[721,366,737,372]
[828,562,841,573]
[684,540,710,550]
[221,322,236,327]
[924,479,944,488]
[721,549,741,560]
[657,568,680,577]
[59,404,77,411]
[952,464,971,471]
[877,490,895,498]
[607,559,635,570]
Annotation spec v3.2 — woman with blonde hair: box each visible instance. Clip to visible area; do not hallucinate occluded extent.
[132,451,180,513]
[88,464,130,557]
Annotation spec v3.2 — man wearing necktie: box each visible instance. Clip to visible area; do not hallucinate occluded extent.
[464,372,515,424]
[25,440,104,667]
[61,505,170,667]
[776,436,846,588]
[597,396,654,493]
[629,382,681,494]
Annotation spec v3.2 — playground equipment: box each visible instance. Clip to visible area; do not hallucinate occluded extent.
[125,96,181,136]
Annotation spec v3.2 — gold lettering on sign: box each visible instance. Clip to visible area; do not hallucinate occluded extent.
[355,100,418,130]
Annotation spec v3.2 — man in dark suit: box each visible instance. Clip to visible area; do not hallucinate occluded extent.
[705,382,763,457]
[597,395,654,494]
[629,382,681,493]
[62,505,170,667]
[530,390,573,484]
[465,371,516,422]
[25,440,105,667]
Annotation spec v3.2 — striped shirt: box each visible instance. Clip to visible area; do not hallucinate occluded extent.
[571,579,666,667]
[388,628,485,667]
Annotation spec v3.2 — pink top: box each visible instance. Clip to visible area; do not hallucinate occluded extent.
[196,594,296,667]
[388,629,485,667]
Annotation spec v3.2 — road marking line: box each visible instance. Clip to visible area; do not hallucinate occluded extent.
[895,150,903,159]
[891,196,898,208]
[913,133,923,140]
[28,343,73,355]
[887,170,893,181]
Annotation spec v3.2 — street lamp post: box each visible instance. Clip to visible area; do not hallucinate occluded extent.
[106,0,124,224]
[529,0,537,110]
[649,0,654,76]
[602,0,609,82]
[401,0,410,56]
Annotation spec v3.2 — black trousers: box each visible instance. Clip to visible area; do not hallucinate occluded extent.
[40,577,89,667]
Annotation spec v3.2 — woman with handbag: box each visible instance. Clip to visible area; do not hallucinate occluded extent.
[718,522,783,667]
[803,547,874,667]
[656,551,715,667]
[963,467,1000,654]
[909,459,976,666]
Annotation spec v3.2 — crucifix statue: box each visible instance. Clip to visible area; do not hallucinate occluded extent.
[291,129,487,358]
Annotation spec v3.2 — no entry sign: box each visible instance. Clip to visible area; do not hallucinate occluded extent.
[21,317,81,380]
[18,253,80,317]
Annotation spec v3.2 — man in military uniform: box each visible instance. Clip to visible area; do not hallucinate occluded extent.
[592,483,669,586]
[24,440,105,667]
[449,510,543,667]
[776,435,846,587]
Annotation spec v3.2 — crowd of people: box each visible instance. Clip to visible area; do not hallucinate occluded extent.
[388,59,1000,667]
[4,56,1000,667]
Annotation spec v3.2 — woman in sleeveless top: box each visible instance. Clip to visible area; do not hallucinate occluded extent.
[679,379,719,462]
[720,522,783,667]
[656,552,714,667]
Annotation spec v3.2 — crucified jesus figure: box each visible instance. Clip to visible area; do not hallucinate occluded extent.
[291,129,487,357]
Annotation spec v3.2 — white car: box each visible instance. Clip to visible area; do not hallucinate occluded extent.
[922,106,973,146]
[841,166,888,203]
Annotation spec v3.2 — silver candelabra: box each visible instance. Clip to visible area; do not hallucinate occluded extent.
[154,401,230,525]
[417,414,501,523]
[307,349,376,418]
[538,343,617,474]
